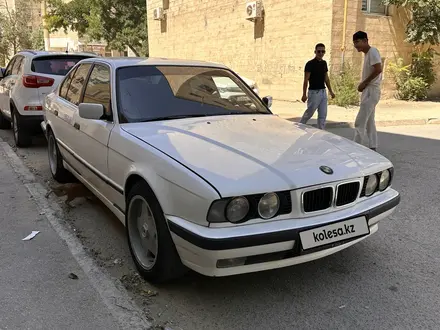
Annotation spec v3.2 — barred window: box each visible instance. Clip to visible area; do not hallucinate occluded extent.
[362,0,388,15]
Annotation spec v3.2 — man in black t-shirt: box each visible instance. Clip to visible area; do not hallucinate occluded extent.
[300,43,335,129]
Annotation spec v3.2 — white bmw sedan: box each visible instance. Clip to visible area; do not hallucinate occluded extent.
[41,57,400,283]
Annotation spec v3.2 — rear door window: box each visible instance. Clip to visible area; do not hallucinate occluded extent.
[31,56,92,76]
[82,64,111,116]
[65,63,92,105]
[59,66,78,100]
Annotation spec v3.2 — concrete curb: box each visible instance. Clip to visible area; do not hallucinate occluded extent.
[277,116,440,128]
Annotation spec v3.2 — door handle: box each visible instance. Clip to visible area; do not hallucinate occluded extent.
[74,123,80,130]
[54,110,58,116]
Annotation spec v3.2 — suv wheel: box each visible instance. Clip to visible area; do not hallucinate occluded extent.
[0,110,11,129]
[12,110,32,148]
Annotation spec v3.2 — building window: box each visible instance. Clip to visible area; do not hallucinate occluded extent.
[362,0,388,15]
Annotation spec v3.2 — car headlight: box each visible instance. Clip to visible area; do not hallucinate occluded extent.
[365,174,378,196]
[379,170,391,191]
[258,193,280,219]
[226,197,250,223]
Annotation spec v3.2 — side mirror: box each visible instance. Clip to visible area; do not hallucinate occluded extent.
[0,68,5,79]
[78,103,104,120]
[262,96,273,108]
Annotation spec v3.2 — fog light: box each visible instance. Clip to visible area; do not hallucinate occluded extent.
[216,257,247,268]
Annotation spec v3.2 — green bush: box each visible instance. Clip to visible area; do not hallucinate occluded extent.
[329,64,360,108]
[397,76,429,101]
[388,49,437,101]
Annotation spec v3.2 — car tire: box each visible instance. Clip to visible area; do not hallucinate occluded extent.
[12,110,32,148]
[0,110,11,129]
[126,181,187,283]
[47,129,75,183]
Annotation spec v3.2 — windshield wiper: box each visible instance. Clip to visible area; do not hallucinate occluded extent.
[141,114,209,122]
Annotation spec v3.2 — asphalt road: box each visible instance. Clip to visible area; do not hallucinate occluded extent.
[1,124,440,330]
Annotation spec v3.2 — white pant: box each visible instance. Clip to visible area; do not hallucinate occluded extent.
[354,86,381,148]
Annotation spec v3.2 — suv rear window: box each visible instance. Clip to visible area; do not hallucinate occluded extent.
[31,56,93,76]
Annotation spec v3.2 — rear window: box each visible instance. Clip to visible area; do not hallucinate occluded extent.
[31,56,92,76]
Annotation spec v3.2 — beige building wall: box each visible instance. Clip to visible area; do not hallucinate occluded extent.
[148,0,440,100]
[147,0,334,101]
[1,0,41,27]
[331,1,413,98]
[331,1,440,98]
[48,29,81,52]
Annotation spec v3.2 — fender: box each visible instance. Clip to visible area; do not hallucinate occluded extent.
[121,159,220,227]
[108,128,221,226]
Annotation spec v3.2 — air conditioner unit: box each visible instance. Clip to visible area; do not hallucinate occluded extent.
[153,7,164,20]
[245,1,262,20]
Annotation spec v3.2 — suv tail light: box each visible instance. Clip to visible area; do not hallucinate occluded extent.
[24,106,43,111]
[22,75,54,88]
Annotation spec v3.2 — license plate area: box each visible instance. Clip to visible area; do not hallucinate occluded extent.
[299,217,370,251]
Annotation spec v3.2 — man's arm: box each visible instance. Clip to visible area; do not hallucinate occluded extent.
[325,72,335,98]
[362,63,382,85]
[359,49,382,91]
[302,61,311,102]
[303,71,311,97]
[358,63,382,92]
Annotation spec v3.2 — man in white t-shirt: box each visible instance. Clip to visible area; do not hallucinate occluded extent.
[352,31,383,151]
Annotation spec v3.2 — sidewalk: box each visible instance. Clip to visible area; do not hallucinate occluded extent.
[0,148,120,329]
[271,99,440,128]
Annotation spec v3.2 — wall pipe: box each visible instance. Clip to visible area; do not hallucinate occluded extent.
[341,0,349,71]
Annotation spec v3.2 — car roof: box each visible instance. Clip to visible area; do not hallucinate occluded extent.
[81,57,229,69]
[18,50,99,58]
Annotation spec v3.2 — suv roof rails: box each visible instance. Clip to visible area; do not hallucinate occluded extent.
[18,49,38,55]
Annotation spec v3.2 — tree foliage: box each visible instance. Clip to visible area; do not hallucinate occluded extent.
[0,0,44,64]
[45,0,148,56]
[382,0,440,46]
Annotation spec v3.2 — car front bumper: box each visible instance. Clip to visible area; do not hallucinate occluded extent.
[167,188,400,277]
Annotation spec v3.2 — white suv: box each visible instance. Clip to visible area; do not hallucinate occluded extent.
[0,50,97,147]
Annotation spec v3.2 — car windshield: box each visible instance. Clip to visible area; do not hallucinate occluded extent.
[31,56,92,76]
[116,65,270,123]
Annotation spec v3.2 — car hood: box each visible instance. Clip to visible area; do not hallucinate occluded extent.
[122,115,392,197]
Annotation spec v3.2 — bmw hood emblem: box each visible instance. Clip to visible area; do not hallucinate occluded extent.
[320,166,333,175]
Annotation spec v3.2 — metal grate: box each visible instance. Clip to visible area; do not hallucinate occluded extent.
[361,0,368,11]
[303,187,333,213]
[336,182,360,206]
